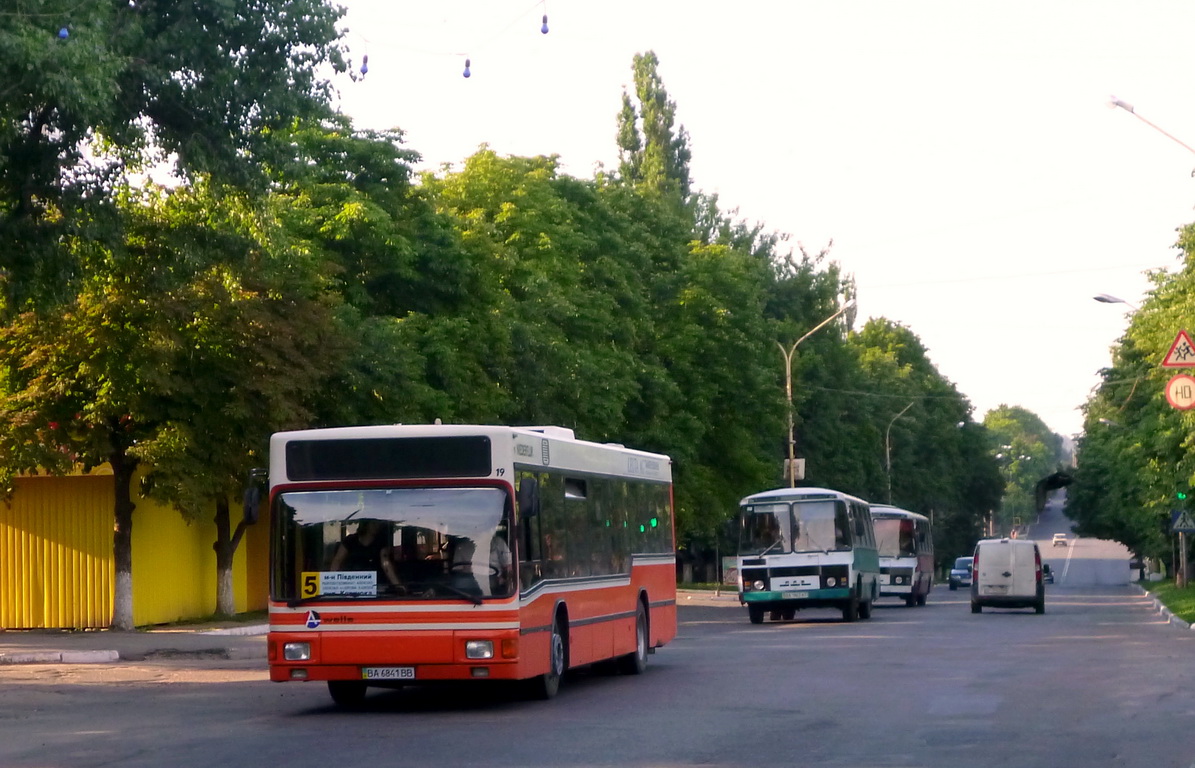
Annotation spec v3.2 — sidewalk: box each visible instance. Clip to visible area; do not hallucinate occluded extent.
[0,621,268,666]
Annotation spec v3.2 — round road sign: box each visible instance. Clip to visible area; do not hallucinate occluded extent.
[1166,373,1195,410]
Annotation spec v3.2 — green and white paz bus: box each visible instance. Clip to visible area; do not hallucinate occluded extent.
[736,487,880,623]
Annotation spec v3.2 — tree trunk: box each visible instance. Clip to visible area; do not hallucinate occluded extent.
[213,496,251,618]
[109,447,138,631]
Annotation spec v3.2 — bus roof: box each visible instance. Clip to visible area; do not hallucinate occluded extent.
[270,423,672,484]
[869,504,930,523]
[739,486,867,506]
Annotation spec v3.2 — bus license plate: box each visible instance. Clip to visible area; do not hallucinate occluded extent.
[362,667,415,681]
[782,591,809,600]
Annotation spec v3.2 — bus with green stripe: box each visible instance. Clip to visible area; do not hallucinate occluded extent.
[736,487,880,623]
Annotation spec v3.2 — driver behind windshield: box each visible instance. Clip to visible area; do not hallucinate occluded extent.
[330,519,400,588]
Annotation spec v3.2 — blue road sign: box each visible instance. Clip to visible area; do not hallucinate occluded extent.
[1172,509,1195,533]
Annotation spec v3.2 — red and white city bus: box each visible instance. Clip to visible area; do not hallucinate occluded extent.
[265,424,676,706]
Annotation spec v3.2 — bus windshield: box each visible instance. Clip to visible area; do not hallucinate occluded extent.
[740,502,790,555]
[793,500,851,553]
[874,517,916,557]
[273,486,514,602]
[739,499,852,555]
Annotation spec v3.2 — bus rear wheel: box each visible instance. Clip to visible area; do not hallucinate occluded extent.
[617,601,648,675]
[328,680,367,708]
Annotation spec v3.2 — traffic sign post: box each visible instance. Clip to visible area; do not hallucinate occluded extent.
[1165,374,1195,410]
[1172,510,1195,587]
[1162,330,1195,368]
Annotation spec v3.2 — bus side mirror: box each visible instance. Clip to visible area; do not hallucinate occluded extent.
[517,477,540,518]
[242,468,267,525]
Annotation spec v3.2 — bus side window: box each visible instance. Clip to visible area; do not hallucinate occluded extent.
[835,503,852,549]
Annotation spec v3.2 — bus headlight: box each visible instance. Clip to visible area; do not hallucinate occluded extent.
[825,577,837,587]
[465,640,494,660]
[283,642,311,661]
[752,580,765,591]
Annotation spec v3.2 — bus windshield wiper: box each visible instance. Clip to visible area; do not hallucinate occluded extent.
[757,539,783,557]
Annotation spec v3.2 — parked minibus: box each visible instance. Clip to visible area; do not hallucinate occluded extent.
[736,487,880,623]
[871,504,933,606]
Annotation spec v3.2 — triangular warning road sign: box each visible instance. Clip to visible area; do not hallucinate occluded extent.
[1162,330,1195,368]
[1173,510,1195,533]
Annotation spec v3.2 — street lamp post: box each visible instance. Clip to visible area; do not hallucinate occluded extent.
[1093,293,1140,311]
[885,401,915,504]
[1108,96,1195,158]
[778,299,855,486]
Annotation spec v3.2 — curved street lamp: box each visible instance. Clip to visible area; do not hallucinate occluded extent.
[778,299,856,486]
[1108,96,1195,159]
[1093,293,1140,311]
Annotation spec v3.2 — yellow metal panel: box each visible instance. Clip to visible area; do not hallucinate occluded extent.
[244,503,270,611]
[2,471,268,629]
[131,492,216,626]
[0,475,113,629]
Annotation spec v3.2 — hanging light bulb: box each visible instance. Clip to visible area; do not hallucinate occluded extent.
[360,54,369,76]
[541,14,548,34]
[463,58,471,78]
[57,27,69,39]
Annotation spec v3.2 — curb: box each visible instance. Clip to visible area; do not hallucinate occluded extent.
[0,649,119,665]
[193,624,269,637]
[1134,583,1193,630]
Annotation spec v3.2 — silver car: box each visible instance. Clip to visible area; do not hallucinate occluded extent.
[948,556,973,590]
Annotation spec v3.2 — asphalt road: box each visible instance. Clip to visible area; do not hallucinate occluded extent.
[3,577,1193,768]
[1031,491,1134,586]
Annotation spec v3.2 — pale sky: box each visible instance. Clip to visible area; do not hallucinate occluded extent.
[331,1,1195,439]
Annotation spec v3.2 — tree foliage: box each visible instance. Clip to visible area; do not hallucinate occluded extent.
[1069,230,1195,567]
[0,39,1038,624]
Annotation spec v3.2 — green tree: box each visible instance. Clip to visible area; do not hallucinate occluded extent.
[615,51,693,203]
[984,405,1062,531]
[0,182,345,625]
[0,0,349,311]
[1070,232,1195,571]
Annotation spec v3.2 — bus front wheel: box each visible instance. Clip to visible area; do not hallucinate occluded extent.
[748,605,764,624]
[842,596,859,622]
[528,615,567,699]
[328,680,367,708]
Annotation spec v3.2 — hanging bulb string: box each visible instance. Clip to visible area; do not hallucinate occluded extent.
[341,0,549,80]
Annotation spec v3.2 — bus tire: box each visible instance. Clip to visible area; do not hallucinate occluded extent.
[327,680,367,708]
[1035,598,1045,615]
[905,594,917,607]
[971,601,982,614]
[781,607,796,621]
[842,595,859,622]
[748,605,764,624]
[528,614,567,700]
[858,596,872,619]
[618,601,649,675]
[916,591,927,607]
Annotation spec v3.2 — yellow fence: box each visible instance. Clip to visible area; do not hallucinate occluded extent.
[0,469,268,630]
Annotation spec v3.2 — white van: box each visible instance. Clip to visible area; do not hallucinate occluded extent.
[970,538,1045,614]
